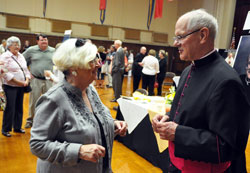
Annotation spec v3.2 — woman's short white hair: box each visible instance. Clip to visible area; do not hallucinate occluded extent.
[53,38,97,72]
[179,9,218,40]
[6,36,21,49]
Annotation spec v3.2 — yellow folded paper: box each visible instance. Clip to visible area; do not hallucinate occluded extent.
[148,103,168,153]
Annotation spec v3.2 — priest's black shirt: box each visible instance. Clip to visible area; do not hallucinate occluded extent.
[169,51,250,165]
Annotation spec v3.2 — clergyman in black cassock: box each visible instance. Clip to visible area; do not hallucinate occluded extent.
[152,9,250,173]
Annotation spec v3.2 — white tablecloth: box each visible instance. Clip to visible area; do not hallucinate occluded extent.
[117,96,170,152]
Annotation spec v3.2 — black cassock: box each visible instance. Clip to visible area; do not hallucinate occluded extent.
[169,51,250,172]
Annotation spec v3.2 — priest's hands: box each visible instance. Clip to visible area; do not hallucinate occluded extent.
[152,114,178,141]
[79,144,105,163]
[114,120,127,136]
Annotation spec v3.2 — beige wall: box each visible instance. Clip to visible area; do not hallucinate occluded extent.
[0,0,236,48]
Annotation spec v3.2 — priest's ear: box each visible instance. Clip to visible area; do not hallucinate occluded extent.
[199,27,209,44]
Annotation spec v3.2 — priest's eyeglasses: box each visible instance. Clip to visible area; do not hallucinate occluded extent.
[173,28,201,43]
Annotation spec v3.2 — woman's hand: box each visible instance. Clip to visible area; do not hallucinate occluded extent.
[79,144,105,163]
[114,120,127,136]
[23,78,29,87]
[10,78,28,87]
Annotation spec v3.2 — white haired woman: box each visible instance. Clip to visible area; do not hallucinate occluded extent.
[29,38,127,173]
[0,36,30,137]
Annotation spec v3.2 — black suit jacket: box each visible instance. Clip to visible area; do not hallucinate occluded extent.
[132,53,145,75]
[158,57,167,78]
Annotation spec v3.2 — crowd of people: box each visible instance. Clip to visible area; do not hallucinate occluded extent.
[94,41,169,100]
[0,8,249,173]
[0,36,129,172]
[0,34,170,137]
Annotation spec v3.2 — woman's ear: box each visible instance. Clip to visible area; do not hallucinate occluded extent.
[68,68,77,77]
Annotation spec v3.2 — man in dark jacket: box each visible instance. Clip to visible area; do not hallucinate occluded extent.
[132,46,146,92]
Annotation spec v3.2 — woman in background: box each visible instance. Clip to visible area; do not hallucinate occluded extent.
[156,50,168,96]
[22,40,31,53]
[96,46,106,88]
[106,45,116,88]
[0,36,30,137]
[30,38,127,173]
[139,49,159,96]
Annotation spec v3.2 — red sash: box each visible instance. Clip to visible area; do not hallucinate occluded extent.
[169,141,231,173]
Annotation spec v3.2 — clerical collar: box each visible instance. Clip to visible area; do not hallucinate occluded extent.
[192,49,217,67]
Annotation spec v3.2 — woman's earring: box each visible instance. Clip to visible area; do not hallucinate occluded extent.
[72,71,77,76]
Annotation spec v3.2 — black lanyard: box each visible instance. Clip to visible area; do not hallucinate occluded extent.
[10,55,27,80]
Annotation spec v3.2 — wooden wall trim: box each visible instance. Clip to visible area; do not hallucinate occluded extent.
[51,20,71,33]
[153,32,168,43]
[6,14,29,30]
[90,24,109,37]
[124,29,140,40]
[0,30,187,75]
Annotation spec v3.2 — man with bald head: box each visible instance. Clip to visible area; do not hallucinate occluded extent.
[132,46,146,92]
[152,9,250,172]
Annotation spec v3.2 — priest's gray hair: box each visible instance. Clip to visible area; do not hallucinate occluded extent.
[6,36,21,49]
[53,38,97,72]
[179,9,218,40]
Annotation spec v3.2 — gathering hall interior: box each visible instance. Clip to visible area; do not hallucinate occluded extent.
[0,0,250,172]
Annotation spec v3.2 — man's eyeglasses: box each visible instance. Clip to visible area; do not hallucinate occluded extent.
[75,38,86,47]
[173,28,201,43]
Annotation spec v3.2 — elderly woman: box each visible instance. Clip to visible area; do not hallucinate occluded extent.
[29,38,127,173]
[0,36,30,137]
[139,49,159,96]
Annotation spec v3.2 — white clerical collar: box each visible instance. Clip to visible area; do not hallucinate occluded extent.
[192,49,216,64]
